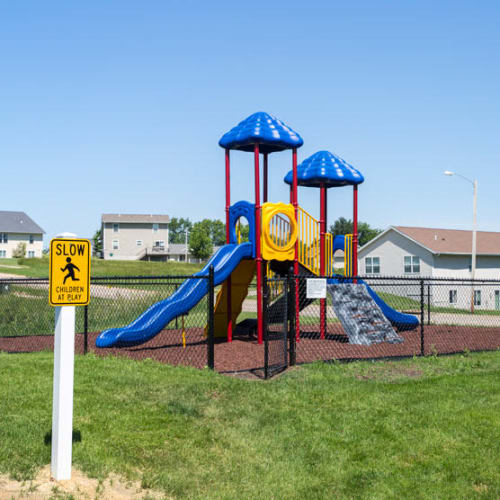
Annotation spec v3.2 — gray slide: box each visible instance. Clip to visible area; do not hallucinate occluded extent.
[328,283,404,345]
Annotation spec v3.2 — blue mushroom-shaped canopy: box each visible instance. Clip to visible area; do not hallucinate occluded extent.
[284,150,364,188]
[219,112,303,154]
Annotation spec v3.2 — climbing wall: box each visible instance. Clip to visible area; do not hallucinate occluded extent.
[328,284,404,345]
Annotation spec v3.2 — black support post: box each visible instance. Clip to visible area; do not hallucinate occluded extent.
[420,279,425,356]
[83,304,88,355]
[427,283,431,326]
[207,265,215,370]
[288,268,296,367]
[263,272,269,379]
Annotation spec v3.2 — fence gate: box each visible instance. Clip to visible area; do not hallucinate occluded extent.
[263,276,289,378]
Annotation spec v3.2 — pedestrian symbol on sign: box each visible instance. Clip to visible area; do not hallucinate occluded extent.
[61,257,80,284]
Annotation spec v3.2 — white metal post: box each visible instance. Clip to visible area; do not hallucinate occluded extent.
[51,305,76,480]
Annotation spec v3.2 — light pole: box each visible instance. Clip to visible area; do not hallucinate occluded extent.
[444,171,478,313]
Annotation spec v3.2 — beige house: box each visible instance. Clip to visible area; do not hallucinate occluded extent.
[0,211,44,258]
[101,214,171,260]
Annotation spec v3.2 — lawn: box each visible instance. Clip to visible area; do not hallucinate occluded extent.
[1,351,498,499]
[0,256,203,278]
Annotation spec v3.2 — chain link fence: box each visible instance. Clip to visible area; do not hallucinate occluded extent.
[292,276,500,366]
[1,274,499,378]
[0,275,214,369]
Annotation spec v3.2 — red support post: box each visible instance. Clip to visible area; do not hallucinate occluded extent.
[225,149,232,342]
[292,148,300,342]
[263,153,268,203]
[254,144,263,344]
[320,184,326,339]
[353,185,358,281]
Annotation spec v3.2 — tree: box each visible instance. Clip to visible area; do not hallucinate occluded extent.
[169,217,193,244]
[13,242,26,258]
[205,219,226,246]
[92,228,103,257]
[329,217,382,246]
[189,222,213,260]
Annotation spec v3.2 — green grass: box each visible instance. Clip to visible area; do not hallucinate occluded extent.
[1,351,499,499]
[0,256,203,278]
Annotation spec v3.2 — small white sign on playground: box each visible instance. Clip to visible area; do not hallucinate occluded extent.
[306,278,327,299]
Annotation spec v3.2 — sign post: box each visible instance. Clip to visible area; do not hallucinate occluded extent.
[49,237,90,480]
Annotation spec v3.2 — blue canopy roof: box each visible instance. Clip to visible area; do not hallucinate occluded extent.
[284,150,364,188]
[219,112,303,154]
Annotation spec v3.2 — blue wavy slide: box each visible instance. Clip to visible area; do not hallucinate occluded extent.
[96,242,253,348]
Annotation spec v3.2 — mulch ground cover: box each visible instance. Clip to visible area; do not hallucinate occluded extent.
[1,324,498,377]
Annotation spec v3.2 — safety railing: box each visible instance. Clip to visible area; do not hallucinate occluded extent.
[344,234,353,277]
[297,207,320,275]
[268,213,292,248]
[324,232,333,276]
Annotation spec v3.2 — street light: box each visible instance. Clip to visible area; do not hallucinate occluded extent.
[444,170,478,312]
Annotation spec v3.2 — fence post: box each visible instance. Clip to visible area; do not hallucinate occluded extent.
[83,305,88,355]
[420,279,425,356]
[207,265,215,370]
[263,272,269,379]
[288,267,296,367]
[427,283,431,326]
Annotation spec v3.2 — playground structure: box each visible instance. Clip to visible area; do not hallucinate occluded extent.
[96,112,418,350]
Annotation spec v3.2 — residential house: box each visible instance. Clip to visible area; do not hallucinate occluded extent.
[0,211,44,258]
[358,226,500,311]
[102,214,170,260]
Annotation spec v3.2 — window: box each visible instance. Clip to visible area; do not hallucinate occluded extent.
[449,290,457,304]
[179,254,185,262]
[27,251,35,258]
[365,257,380,274]
[154,240,165,248]
[112,240,119,250]
[113,223,119,233]
[474,290,481,306]
[1,233,7,243]
[29,234,34,244]
[404,256,420,273]
[152,223,159,233]
[0,250,6,258]
[136,240,143,246]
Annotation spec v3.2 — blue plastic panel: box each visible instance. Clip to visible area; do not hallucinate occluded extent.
[284,150,364,188]
[228,201,256,258]
[219,112,303,154]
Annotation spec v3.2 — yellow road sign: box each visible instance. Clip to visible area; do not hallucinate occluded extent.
[49,238,91,306]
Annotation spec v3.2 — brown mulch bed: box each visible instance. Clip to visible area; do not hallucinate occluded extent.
[1,325,498,377]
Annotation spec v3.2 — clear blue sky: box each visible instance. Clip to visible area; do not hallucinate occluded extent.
[1,1,499,244]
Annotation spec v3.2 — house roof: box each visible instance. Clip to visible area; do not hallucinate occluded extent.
[395,226,500,255]
[0,211,45,234]
[102,214,170,224]
[219,112,303,154]
[361,225,500,256]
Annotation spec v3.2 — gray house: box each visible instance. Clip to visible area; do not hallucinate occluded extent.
[358,226,500,310]
[0,211,44,258]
